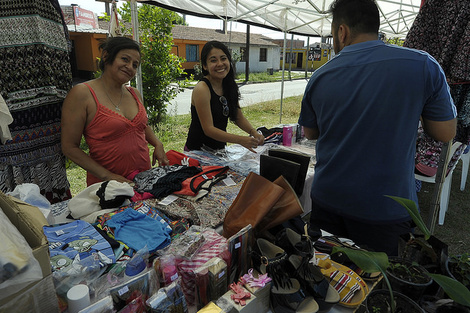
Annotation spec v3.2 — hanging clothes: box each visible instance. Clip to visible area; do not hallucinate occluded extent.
[404,0,470,176]
[0,0,73,203]
[404,0,470,82]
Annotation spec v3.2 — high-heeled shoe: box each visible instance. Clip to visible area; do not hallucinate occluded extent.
[276,228,340,312]
[271,278,319,313]
[250,238,319,313]
[251,238,291,289]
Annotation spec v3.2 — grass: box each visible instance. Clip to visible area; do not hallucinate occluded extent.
[66,93,470,257]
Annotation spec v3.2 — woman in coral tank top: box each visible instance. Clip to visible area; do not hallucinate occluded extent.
[61,37,169,186]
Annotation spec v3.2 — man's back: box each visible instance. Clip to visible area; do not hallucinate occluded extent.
[299,40,455,223]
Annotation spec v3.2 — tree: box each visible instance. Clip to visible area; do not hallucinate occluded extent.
[120,3,186,126]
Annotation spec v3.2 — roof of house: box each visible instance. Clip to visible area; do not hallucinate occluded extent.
[171,25,279,47]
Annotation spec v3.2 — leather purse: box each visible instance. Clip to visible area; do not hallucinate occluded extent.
[256,175,304,234]
[222,172,285,238]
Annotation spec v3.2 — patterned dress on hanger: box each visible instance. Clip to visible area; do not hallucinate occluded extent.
[0,0,73,203]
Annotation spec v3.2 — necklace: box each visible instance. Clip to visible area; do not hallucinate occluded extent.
[102,79,123,111]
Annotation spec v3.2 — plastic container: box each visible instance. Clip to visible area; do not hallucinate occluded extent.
[283,125,292,146]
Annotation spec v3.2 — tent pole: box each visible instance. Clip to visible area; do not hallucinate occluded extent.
[130,0,143,96]
[245,25,250,82]
[305,37,310,78]
[289,33,293,80]
[280,31,287,124]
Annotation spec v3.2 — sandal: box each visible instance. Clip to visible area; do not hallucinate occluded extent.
[271,278,319,313]
[314,235,380,280]
[288,255,340,313]
[276,228,340,312]
[251,238,291,289]
[315,252,369,308]
[275,228,330,297]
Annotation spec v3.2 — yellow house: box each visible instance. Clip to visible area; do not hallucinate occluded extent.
[280,45,332,71]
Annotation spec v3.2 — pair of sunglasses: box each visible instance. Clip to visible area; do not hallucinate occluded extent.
[219,96,229,117]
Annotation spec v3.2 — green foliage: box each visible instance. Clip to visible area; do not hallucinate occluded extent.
[98,13,111,22]
[387,37,405,46]
[119,3,187,127]
[334,246,470,310]
[428,273,470,308]
[448,253,470,289]
[332,246,396,311]
[385,195,431,240]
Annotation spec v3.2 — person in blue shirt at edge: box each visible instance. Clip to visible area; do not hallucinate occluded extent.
[184,40,265,152]
[298,0,457,256]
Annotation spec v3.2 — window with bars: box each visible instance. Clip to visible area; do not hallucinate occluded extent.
[259,48,267,62]
[240,47,247,62]
[186,45,199,62]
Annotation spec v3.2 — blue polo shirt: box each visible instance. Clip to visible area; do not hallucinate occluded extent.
[299,40,456,223]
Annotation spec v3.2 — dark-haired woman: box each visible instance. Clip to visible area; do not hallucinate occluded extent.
[61,36,169,186]
[185,41,264,152]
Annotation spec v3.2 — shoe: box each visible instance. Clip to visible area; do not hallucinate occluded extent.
[271,278,319,313]
[276,228,339,312]
[251,238,291,289]
[288,255,340,313]
[315,252,369,309]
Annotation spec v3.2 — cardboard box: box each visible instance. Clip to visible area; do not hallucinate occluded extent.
[242,270,271,313]
[216,288,258,313]
[0,191,57,311]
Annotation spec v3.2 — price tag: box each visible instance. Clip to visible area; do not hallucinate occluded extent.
[159,194,178,205]
[118,285,129,296]
[222,176,236,186]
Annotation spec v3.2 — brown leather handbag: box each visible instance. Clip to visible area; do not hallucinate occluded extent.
[222,172,285,238]
[256,175,304,234]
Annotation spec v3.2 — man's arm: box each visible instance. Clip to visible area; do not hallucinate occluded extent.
[303,126,320,140]
[421,117,457,142]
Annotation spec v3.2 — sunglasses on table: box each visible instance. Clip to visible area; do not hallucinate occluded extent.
[219,96,229,117]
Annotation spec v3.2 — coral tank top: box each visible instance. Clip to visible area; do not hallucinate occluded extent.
[83,83,151,186]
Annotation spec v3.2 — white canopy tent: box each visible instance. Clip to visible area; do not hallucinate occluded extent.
[129,0,422,125]
[136,0,422,38]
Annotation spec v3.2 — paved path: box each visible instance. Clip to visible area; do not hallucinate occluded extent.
[167,78,309,115]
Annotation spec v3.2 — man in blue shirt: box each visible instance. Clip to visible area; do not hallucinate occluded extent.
[298,0,457,255]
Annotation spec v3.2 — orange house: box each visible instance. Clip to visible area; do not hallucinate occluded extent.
[68,28,107,79]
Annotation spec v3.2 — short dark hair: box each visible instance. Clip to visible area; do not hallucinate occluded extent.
[98,37,140,71]
[330,0,380,36]
[200,41,240,120]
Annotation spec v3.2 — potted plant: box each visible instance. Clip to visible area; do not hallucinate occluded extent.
[386,256,433,302]
[446,253,470,290]
[332,195,470,312]
[390,196,449,275]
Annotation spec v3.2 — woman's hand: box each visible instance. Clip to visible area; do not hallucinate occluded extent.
[104,173,133,184]
[253,132,265,146]
[240,135,262,153]
[152,144,170,166]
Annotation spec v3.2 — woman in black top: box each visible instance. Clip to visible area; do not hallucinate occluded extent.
[185,41,264,152]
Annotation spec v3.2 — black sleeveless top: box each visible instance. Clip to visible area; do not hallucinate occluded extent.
[185,78,230,150]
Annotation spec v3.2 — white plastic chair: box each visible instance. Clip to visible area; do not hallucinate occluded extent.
[415,141,466,225]
[459,150,470,191]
